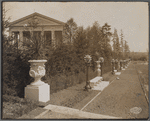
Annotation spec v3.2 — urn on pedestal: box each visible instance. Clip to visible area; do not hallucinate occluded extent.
[25,60,50,102]
[99,57,104,77]
[111,59,115,74]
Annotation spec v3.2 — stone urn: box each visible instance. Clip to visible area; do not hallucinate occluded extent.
[95,61,101,77]
[28,60,47,86]
[115,59,118,71]
[25,60,50,102]
[111,59,115,74]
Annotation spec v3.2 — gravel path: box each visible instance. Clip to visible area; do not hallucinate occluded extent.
[83,64,149,119]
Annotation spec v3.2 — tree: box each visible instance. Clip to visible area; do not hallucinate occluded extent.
[102,23,112,41]
[112,28,120,59]
[101,23,112,59]
[2,3,11,49]
[63,18,77,43]
[120,29,124,58]
[88,22,102,55]
[73,26,89,54]
[124,40,130,58]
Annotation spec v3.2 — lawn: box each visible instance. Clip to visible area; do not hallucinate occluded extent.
[2,95,39,119]
[134,62,149,101]
[135,63,148,85]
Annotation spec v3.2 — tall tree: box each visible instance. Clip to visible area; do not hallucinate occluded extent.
[124,40,130,58]
[113,28,120,59]
[101,23,112,58]
[63,18,77,43]
[120,29,124,58]
[2,3,11,48]
[73,26,89,54]
[102,23,112,40]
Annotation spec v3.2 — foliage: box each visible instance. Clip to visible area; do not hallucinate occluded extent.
[46,43,84,77]
[130,52,148,61]
[2,3,10,38]
[112,28,121,59]
[45,68,96,94]
[22,16,52,60]
[2,16,130,99]
[63,18,77,43]
[3,48,32,97]
[119,30,130,59]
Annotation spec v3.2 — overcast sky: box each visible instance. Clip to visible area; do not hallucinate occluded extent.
[4,2,149,52]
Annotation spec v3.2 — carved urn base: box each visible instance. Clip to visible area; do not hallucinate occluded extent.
[25,60,50,102]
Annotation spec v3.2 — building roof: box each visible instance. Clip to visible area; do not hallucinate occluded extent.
[9,12,65,27]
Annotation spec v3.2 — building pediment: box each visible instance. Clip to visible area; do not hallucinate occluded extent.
[9,12,65,27]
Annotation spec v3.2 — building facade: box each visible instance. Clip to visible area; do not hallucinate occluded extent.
[9,12,65,48]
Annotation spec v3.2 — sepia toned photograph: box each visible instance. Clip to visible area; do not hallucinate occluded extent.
[2,2,149,119]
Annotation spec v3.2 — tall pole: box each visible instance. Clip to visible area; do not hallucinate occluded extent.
[86,64,89,87]
[99,57,104,77]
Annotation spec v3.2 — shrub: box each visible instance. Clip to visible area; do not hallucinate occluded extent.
[46,44,86,77]
[3,48,33,97]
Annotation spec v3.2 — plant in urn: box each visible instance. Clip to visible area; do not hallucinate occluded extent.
[24,17,50,102]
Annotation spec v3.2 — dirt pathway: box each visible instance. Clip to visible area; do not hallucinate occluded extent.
[83,64,149,119]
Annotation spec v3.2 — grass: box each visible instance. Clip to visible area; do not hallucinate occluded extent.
[2,95,39,119]
[134,62,149,101]
[135,63,148,85]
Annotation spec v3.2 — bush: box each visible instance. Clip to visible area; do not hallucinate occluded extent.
[3,48,33,97]
[46,44,86,77]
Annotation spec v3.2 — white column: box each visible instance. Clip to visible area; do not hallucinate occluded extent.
[19,31,23,41]
[18,31,23,48]
[51,30,55,48]
[41,31,44,41]
[30,30,33,38]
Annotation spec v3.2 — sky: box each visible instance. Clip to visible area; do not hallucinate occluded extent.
[4,2,149,52]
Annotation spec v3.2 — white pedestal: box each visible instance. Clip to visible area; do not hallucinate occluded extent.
[114,70,117,73]
[115,72,121,75]
[90,76,103,88]
[25,83,50,102]
[92,81,109,91]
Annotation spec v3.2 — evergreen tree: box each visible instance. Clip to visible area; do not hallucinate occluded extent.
[120,29,124,58]
[113,28,120,59]
[63,18,77,44]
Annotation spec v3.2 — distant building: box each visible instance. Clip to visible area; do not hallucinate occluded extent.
[9,12,65,48]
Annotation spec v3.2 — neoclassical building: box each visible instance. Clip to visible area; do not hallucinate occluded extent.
[9,12,65,48]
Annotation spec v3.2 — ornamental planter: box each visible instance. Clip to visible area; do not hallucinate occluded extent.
[95,61,101,77]
[115,60,118,72]
[25,60,50,102]
[111,59,115,74]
